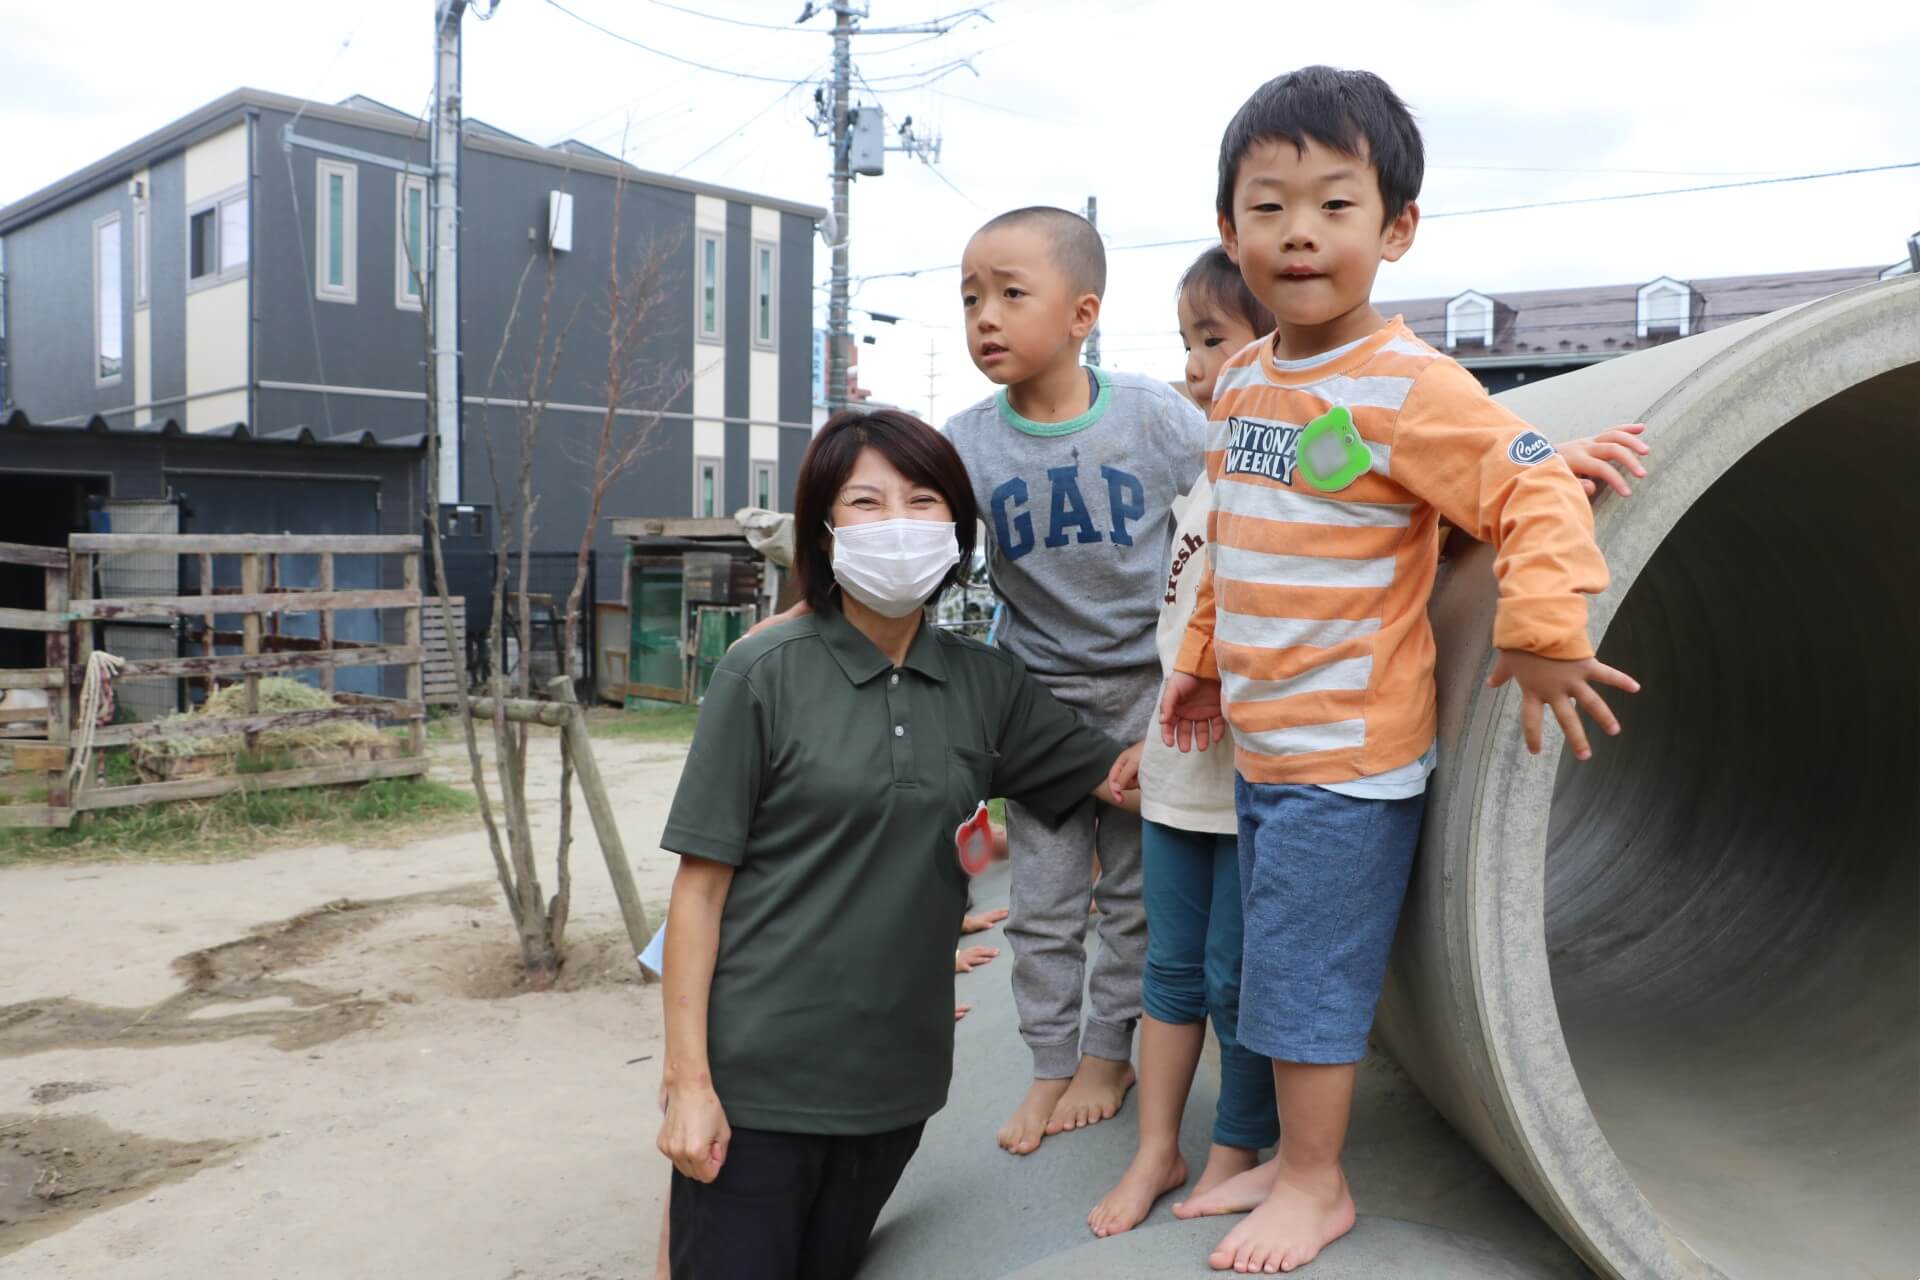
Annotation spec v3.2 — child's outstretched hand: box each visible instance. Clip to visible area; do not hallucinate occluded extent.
[1106,741,1145,803]
[1489,649,1641,760]
[736,599,813,646]
[962,907,1009,934]
[1559,425,1650,499]
[1158,673,1227,753]
[955,944,999,974]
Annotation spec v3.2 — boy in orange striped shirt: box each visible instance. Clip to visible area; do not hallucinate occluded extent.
[1156,67,1639,1273]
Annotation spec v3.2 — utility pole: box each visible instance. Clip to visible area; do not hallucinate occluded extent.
[826,3,853,415]
[809,4,985,414]
[430,1,467,502]
[1083,194,1100,367]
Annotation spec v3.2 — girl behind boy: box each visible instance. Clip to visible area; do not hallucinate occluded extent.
[1089,248,1651,1237]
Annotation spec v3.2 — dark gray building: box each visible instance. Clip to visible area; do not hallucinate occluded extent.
[1381,259,1911,393]
[0,87,823,557]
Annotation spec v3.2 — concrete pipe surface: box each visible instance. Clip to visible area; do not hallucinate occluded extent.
[1375,276,1920,1280]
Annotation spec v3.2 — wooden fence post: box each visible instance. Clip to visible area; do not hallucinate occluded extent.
[241,552,263,765]
[198,552,216,700]
[67,551,94,798]
[319,551,336,695]
[402,551,424,756]
[42,562,71,816]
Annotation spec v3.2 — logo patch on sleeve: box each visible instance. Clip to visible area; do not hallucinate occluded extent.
[1507,431,1555,466]
[1296,405,1372,492]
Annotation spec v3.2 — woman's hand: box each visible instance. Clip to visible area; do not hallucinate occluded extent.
[658,1083,732,1183]
[1558,425,1650,499]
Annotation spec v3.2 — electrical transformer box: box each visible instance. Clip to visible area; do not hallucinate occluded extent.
[849,106,885,177]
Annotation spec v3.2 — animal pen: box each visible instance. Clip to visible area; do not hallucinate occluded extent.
[0,532,430,829]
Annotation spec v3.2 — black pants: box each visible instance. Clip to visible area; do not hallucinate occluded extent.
[668,1122,924,1280]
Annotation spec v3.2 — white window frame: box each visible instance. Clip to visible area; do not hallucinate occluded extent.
[696,230,724,343]
[132,199,150,310]
[187,184,249,291]
[752,239,778,350]
[316,159,358,304]
[1636,276,1693,337]
[1444,289,1494,349]
[93,212,123,387]
[695,456,722,518]
[395,172,428,311]
[752,461,776,511]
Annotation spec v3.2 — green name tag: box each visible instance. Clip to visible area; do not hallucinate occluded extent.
[1296,405,1371,492]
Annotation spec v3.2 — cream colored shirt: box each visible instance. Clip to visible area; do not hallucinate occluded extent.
[1139,473,1238,835]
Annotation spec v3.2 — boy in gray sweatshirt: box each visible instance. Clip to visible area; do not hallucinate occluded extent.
[947,207,1206,1155]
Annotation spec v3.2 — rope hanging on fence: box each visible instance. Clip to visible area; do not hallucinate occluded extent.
[66,651,125,793]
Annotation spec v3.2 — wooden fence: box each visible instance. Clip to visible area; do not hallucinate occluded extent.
[0,540,74,823]
[0,534,436,829]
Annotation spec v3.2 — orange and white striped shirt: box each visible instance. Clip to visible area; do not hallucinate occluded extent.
[1174,317,1608,786]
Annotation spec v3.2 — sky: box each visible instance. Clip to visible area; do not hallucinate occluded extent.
[3,0,1917,425]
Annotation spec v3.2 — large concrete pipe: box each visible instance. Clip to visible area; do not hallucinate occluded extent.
[1376,275,1920,1280]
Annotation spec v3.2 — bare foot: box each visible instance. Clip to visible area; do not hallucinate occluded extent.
[999,1077,1071,1154]
[1208,1163,1355,1273]
[1174,1144,1261,1216]
[1176,1153,1277,1219]
[1046,1056,1136,1134]
[1088,1145,1188,1237]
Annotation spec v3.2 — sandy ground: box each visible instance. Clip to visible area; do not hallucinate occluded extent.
[1,729,685,1279]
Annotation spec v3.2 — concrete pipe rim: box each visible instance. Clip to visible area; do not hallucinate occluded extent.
[1463,276,1920,1280]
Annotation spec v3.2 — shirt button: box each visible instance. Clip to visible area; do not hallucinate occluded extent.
[894,725,905,738]
[890,673,900,686]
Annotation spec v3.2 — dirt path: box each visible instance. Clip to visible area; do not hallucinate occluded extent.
[0,732,689,1278]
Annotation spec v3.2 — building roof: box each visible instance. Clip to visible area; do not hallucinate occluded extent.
[0,410,426,450]
[1380,266,1896,369]
[0,87,827,235]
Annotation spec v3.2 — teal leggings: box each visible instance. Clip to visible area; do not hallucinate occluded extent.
[1140,819,1280,1151]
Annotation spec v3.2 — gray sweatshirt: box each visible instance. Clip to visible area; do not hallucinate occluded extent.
[944,367,1206,677]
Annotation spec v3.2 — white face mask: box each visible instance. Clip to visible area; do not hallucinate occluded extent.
[827,517,961,618]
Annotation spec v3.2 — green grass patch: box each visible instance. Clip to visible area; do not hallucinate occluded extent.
[0,776,476,868]
[586,704,701,743]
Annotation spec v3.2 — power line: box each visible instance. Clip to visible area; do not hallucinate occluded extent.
[858,58,983,86]
[543,0,823,84]
[1433,163,1787,178]
[1425,160,1920,220]
[638,0,822,31]
[849,160,1920,283]
[674,70,823,174]
[925,86,1046,120]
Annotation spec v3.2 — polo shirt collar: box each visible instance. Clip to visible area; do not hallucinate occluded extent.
[816,605,950,685]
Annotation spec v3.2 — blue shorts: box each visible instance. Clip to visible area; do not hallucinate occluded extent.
[1234,777,1426,1065]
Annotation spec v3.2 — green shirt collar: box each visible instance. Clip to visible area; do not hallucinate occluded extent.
[996,366,1111,438]
[817,604,951,686]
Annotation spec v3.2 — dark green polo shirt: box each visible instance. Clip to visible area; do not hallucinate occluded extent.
[660,605,1124,1135]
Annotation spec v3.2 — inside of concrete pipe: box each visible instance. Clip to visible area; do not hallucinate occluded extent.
[1541,364,1920,1280]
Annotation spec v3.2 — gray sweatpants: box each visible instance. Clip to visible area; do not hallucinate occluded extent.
[1005,664,1162,1079]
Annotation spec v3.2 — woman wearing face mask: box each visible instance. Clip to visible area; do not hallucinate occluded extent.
[656,408,1140,1280]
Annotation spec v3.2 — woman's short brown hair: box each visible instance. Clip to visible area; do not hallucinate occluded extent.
[791,408,979,614]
